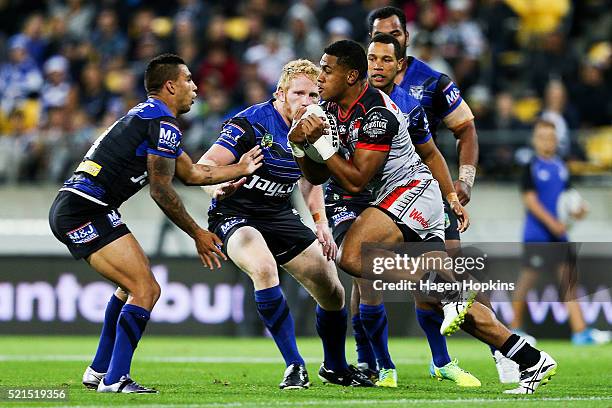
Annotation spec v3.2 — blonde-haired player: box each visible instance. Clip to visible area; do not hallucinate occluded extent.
[197,59,374,389]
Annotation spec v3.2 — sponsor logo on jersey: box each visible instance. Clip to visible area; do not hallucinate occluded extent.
[220,217,247,235]
[242,174,296,197]
[331,211,357,227]
[106,210,123,228]
[219,123,244,146]
[75,160,102,177]
[158,121,181,153]
[261,133,273,148]
[66,222,99,244]
[444,212,451,229]
[409,208,429,229]
[409,85,424,100]
[130,171,148,186]
[362,112,389,136]
[444,84,461,106]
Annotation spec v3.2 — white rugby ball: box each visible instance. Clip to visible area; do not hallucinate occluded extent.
[295,104,340,163]
[557,188,587,228]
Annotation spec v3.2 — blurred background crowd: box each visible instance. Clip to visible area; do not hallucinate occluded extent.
[0,0,610,184]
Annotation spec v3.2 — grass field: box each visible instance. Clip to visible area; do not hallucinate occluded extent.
[0,336,610,407]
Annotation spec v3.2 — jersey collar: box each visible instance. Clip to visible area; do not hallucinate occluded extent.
[147,97,175,118]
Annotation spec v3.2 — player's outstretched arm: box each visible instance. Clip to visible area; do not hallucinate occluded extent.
[147,153,227,268]
[415,139,470,232]
[175,147,263,186]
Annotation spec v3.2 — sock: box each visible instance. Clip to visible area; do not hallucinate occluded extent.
[352,314,377,369]
[90,294,125,373]
[500,334,541,370]
[104,304,150,384]
[416,308,451,367]
[255,285,304,367]
[359,304,395,370]
[316,305,349,372]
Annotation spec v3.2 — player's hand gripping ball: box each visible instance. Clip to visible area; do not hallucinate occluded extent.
[291,104,340,163]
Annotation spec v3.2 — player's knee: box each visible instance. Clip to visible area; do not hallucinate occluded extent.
[248,260,278,286]
[338,248,360,278]
[129,278,161,307]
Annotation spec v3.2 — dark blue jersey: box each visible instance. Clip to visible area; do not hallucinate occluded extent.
[60,97,183,208]
[209,99,302,217]
[521,155,569,242]
[399,57,465,138]
[325,84,432,205]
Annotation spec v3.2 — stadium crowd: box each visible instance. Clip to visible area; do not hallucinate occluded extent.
[0,0,610,184]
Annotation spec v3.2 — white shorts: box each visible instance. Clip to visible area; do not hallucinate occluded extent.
[373,178,445,242]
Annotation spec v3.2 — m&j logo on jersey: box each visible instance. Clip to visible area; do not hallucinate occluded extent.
[220,217,247,235]
[67,222,99,244]
[158,121,182,154]
[107,210,123,228]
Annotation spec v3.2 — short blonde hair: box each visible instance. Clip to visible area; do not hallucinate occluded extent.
[275,59,320,96]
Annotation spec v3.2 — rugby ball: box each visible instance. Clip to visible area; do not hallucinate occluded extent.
[295,104,340,163]
[557,188,587,228]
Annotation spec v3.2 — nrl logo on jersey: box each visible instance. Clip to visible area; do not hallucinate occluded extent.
[409,85,424,100]
[261,133,273,148]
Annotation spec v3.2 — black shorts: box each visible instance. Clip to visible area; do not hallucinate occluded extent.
[443,200,460,241]
[49,191,130,260]
[208,208,317,265]
[522,242,576,272]
[325,200,368,246]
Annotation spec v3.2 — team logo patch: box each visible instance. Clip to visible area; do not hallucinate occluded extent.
[261,133,274,148]
[107,210,123,228]
[67,222,99,244]
[444,212,451,229]
[409,85,424,100]
[158,121,181,153]
[220,217,247,235]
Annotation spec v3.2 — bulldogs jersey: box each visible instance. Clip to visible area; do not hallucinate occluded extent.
[60,97,183,208]
[324,84,431,201]
[209,99,302,217]
[399,57,473,138]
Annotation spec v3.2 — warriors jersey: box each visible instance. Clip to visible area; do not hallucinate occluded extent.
[323,84,432,201]
[60,97,183,208]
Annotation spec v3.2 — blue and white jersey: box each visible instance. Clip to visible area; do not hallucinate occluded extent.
[210,99,302,216]
[521,155,570,242]
[399,57,470,138]
[60,97,183,208]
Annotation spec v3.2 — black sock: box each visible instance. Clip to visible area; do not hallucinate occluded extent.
[500,334,541,370]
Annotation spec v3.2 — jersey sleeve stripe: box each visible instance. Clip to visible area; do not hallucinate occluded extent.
[146,147,181,159]
[355,142,391,152]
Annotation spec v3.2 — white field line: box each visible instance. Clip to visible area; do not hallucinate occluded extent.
[0,354,427,365]
[39,397,612,408]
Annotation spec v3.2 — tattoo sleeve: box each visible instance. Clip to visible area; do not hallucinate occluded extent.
[147,154,200,238]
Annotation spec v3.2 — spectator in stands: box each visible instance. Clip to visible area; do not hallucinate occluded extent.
[540,79,579,158]
[244,30,294,90]
[325,16,353,44]
[21,13,47,67]
[78,63,115,123]
[412,31,453,78]
[0,34,43,117]
[90,9,128,68]
[435,0,485,88]
[317,0,368,42]
[570,60,612,128]
[48,0,95,40]
[41,55,75,112]
[286,3,324,62]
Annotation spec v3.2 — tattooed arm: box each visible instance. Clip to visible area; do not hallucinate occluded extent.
[147,153,227,268]
[174,148,263,186]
